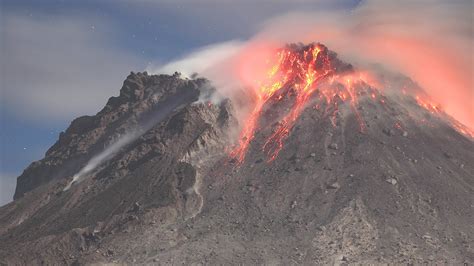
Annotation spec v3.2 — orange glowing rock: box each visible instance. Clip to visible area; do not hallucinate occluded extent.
[230,43,472,164]
[230,43,353,163]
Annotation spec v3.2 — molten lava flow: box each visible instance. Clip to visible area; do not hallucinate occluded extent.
[231,44,336,163]
[229,49,288,163]
[414,94,474,138]
[262,45,334,161]
[450,120,474,138]
[415,95,442,114]
[230,43,472,164]
[336,75,368,133]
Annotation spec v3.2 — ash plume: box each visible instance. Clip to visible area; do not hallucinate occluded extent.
[147,0,473,130]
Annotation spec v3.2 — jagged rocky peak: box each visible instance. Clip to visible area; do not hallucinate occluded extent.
[105,71,204,107]
[13,71,223,200]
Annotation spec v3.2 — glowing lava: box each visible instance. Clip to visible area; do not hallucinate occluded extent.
[415,95,442,114]
[414,94,474,138]
[230,44,337,163]
[230,43,472,164]
[262,45,334,161]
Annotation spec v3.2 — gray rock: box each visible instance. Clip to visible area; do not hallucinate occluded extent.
[386,178,398,185]
[327,182,340,189]
[328,143,338,150]
[383,128,394,136]
[291,201,297,209]
[443,152,452,159]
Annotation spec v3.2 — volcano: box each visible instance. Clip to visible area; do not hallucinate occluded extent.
[1,43,473,264]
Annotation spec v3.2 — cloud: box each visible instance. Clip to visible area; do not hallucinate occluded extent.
[0,173,16,207]
[0,13,144,123]
[153,41,244,77]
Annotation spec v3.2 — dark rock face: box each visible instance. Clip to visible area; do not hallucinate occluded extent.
[14,72,204,199]
[200,90,474,264]
[0,72,235,264]
[1,48,473,264]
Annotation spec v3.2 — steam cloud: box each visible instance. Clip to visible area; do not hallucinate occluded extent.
[148,0,473,129]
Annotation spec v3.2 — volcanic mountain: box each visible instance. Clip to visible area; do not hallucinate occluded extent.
[1,43,473,264]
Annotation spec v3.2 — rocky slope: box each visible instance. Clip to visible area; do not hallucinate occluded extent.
[1,45,473,265]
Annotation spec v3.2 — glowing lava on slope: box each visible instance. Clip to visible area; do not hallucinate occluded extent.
[229,43,473,164]
[414,94,474,138]
[230,43,351,163]
[415,95,442,114]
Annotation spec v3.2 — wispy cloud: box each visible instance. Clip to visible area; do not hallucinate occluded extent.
[1,12,144,122]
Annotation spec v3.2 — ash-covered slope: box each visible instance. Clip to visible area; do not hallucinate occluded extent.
[0,71,236,264]
[13,72,204,199]
[1,44,473,265]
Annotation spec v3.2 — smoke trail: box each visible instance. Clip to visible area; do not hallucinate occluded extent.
[64,87,199,191]
[154,41,244,78]
[63,132,137,190]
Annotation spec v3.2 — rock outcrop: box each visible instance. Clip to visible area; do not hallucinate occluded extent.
[14,72,205,199]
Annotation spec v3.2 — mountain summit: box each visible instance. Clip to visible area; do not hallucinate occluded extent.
[1,44,473,264]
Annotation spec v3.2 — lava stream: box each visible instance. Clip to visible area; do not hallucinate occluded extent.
[231,44,336,163]
[230,43,472,164]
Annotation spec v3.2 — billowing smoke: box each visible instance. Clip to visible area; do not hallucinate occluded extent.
[147,40,284,123]
[148,0,473,129]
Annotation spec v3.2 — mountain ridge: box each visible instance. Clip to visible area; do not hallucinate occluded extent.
[1,44,473,264]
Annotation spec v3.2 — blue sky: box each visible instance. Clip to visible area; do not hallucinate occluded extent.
[0,0,360,205]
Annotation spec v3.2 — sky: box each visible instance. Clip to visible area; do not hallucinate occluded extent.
[0,0,360,206]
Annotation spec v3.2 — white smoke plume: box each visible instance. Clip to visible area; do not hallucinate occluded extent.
[147,41,254,120]
[154,41,244,78]
[63,132,137,191]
